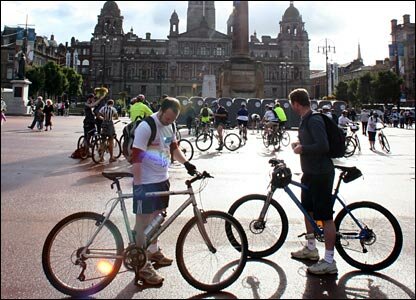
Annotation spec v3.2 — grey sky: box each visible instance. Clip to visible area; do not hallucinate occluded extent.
[1,1,414,70]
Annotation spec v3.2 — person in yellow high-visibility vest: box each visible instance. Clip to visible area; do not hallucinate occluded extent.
[274,101,287,129]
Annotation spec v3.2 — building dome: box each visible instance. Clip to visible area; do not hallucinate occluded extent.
[283,2,300,21]
[102,1,120,16]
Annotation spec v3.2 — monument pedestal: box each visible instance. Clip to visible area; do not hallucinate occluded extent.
[10,79,31,115]
[219,58,264,99]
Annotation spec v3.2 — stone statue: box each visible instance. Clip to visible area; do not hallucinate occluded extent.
[17,52,26,79]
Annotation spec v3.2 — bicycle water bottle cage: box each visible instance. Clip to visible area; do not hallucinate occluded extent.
[271,166,292,188]
[342,167,362,183]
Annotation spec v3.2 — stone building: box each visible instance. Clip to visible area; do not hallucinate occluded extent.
[89,1,311,100]
[390,14,415,103]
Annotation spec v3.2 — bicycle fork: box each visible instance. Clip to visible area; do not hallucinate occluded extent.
[194,206,216,253]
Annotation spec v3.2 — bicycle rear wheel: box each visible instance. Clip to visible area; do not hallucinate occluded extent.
[176,211,248,292]
[334,201,402,271]
[42,212,124,297]
[195,132,213,151]
[224,133,241,151]
[178,138,194,161]
[227,194,288,258]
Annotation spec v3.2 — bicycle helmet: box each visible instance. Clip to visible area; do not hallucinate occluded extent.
[271,166,292,188]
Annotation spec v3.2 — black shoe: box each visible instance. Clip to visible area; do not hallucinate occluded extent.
[215,144,223,151]
[28,126,33,129]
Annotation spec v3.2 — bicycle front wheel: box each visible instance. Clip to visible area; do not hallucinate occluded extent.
[113,137,122,158]
[224,133,241,151]
[176,211,248,292]
[92,139,107,163]
[379,133,390,153]
[42,212,124,297]
[280,131,291,147]
[335,201,402,271]
[344,136,357,157]
[178,138,194,161]
[227,194,288,258]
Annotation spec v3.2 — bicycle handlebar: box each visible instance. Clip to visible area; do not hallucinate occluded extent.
[186,170,213,186]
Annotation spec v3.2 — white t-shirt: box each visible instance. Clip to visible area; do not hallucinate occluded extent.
[132,113,176,184]
[367,116,382,132]
[264,110,278,122]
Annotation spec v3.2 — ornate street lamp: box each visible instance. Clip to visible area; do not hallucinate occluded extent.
[318,38,336,97]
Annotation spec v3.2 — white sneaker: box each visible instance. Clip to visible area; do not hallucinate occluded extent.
[307,259,338,275]
[291,246,319,261]
[137,262,164,285]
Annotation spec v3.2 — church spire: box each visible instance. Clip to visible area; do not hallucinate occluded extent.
[357,42,362,61]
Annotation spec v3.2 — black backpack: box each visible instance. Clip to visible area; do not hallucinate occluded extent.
[201,107,209,117]
[122,117,156,163]
[122,117,176,163]
[307,112,346,158]
[272,109,279,120]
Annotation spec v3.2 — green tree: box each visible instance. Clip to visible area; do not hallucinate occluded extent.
[357,72,374,104]
[42,61,68,99]
[347,79,359,107]
[372,70,402,105]
[26,65,45,97]
[62,67,83,100]
[335,81,348,101]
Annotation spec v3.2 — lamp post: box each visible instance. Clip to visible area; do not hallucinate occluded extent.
[318,38,335,97]
[279,62,294,99]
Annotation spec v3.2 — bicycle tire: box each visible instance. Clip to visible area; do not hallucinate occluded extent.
[224,133,241,151]
[280,131,291,147]
[42,212,124,297]
[271,134,281,151]
[113,137,122,159]
[92,138,104,163]
[77,135,85,150]
[195,132,213,151]
[176,211,248,292]
[334,201,402,271]
[344,136,357,157]
[379,134,391,153]
[262,132,270,148]
[227,194,288,258]
[178,138,194,161]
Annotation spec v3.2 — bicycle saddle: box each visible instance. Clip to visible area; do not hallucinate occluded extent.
[102,172,133,181]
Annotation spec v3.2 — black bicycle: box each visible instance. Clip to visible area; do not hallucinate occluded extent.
[227,158,403,272]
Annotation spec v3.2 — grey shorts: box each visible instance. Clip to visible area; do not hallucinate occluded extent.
[133,180,170,214]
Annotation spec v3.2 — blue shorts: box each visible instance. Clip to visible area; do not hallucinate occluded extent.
[133,180,170,214]
[301,171,335,220]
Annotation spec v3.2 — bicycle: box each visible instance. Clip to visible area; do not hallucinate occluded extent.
[77,127,100,159]
[195,122,242,152]
[344,122,361,157]
[376,126,390,153]
[262,122,289,151]
[42,170,248,297]
[227,158,402,272]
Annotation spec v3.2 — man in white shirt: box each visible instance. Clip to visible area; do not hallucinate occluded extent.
[131,97,196,286]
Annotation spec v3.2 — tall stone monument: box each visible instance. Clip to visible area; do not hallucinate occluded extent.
[219,1,264,98]
[9,51,32,115]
